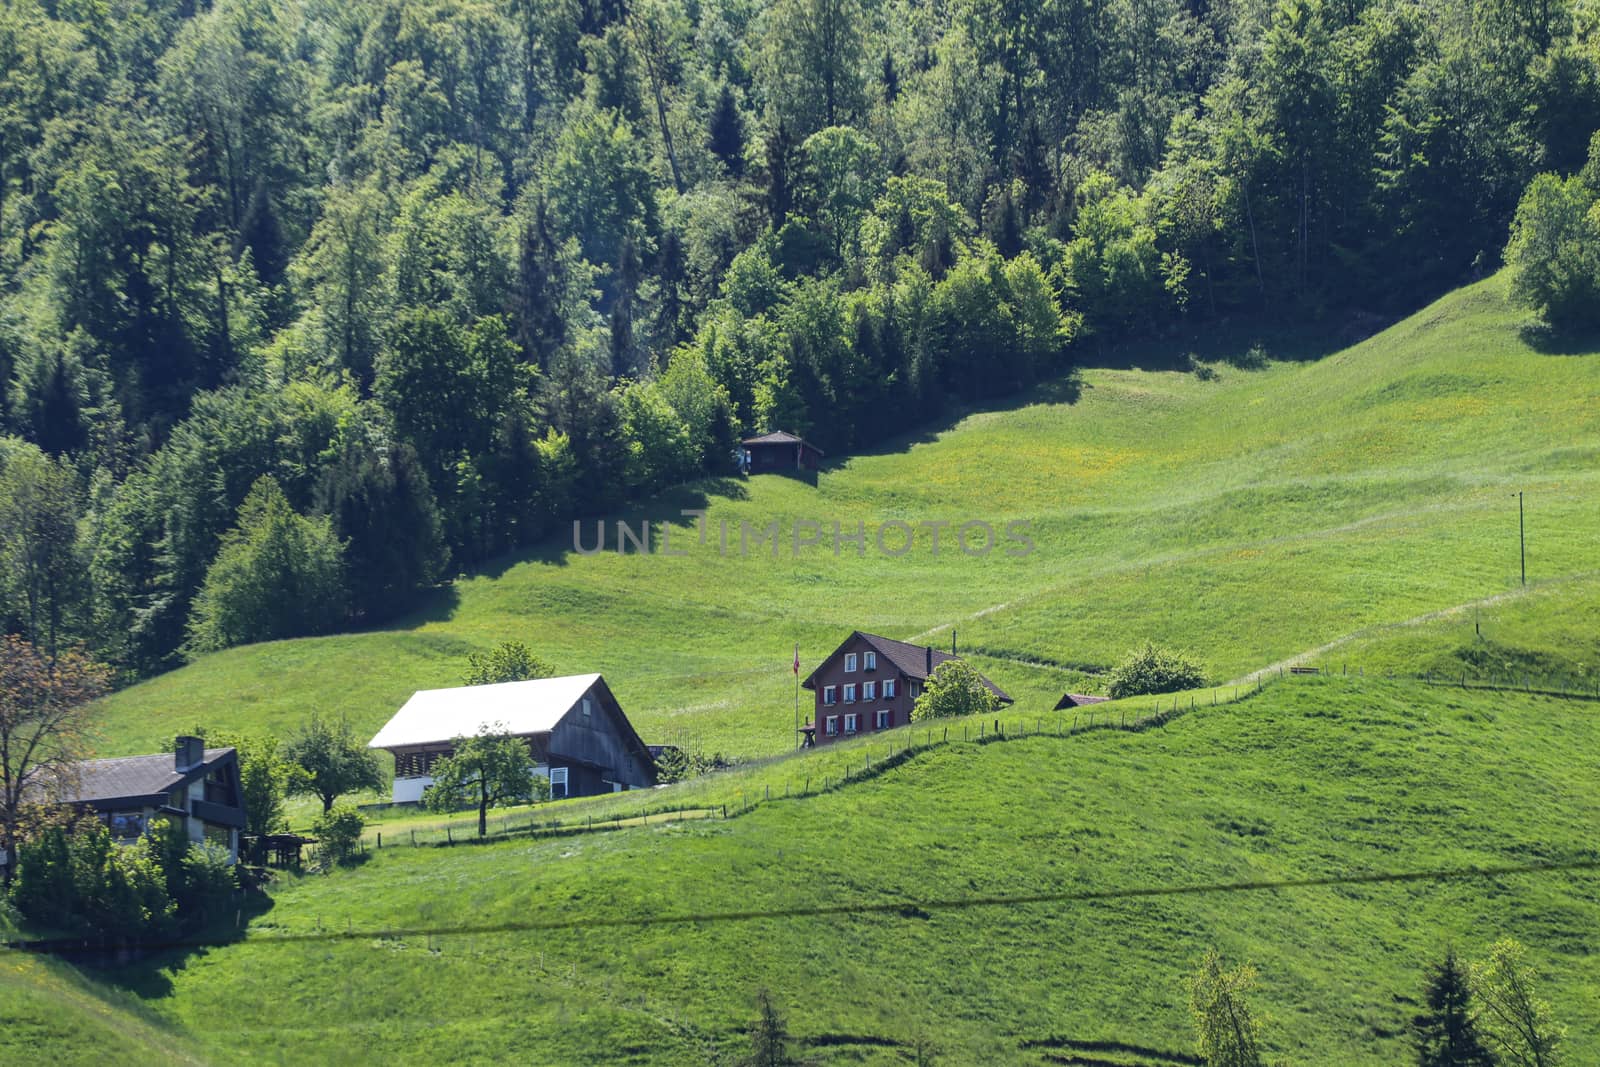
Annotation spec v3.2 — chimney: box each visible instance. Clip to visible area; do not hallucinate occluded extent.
[952,629,957,656]
[925,645,932,674]
[174,735,204,772]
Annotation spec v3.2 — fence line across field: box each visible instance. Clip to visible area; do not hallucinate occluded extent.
[327,665,1597,855]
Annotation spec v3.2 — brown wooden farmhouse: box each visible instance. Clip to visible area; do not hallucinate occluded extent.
[800,632,1012,744]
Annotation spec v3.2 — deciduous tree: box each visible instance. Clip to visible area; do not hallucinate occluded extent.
[1188,948,1266,1067]
[284,713,384,813]
[1471,938,1565,1067]
[463,641,552,686]
[0,636,108,886]
[423,729,544,837]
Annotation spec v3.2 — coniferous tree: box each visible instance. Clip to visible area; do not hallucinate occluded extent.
[1414,948,1494,1067]
[709,84,746,177]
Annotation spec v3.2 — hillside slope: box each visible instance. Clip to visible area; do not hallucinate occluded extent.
[100,677,1600,1064]
[91,272,1600,760]
[0,954,205,1066]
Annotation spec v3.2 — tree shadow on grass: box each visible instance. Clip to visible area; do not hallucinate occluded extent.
[838,371,1085,464]
[52,886,277,1002]
[1518,319,1600,356]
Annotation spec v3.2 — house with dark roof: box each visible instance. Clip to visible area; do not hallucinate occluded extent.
[799,632,1012,744]
[18,737,247,868]
[741,431,823,475]
[1054,693,1110,710]
[368,673,656,803]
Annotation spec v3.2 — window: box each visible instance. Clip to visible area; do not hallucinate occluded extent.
[844,653,858,672]
[844,714,858,733]
[864,651,877,670]
[549,767,569,798]
[823,685,837,705]
[876,710,891,730]
[883,678,897,698]
[825,716,839,736]
[108,812,145,839]
[909,682,921,698]
[844,683,857,703]
[581,696,592,716]
[862,681,875,701]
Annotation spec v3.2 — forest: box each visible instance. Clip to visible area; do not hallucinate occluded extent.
[0,0,1596,680]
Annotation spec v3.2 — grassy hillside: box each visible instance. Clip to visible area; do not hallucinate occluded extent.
[81,677,1600,1065]
[0,953,205,1066]
[89,271,1600,760]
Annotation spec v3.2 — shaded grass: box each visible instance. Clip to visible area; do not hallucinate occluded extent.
[0,953,206,1066]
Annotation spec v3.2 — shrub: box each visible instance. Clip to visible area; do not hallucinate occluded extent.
[312,806,365,869]
[1505,170,1600,332]
[11,824,175,939]
[180,843,238,921]
[1225,343,1270,370]
[911,660,1002,721]
[463,641,552,686]
[1105,641,1207,699]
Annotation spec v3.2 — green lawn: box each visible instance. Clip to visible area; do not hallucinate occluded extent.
[74,677,1600,1065]
[88,271,1600,762]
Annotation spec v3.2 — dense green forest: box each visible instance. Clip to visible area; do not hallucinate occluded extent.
[0,0,1596,679]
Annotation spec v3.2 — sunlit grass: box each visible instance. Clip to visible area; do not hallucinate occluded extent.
[88,272,1600,763]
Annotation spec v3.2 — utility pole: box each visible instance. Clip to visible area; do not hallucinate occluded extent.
[1518,491,1526,587]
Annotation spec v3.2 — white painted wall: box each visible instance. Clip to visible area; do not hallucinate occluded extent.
[392,775,432,804]
[393,763,551,804]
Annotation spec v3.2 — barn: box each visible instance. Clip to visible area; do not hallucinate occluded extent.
[368,674,656,803]
[741,431,823,474]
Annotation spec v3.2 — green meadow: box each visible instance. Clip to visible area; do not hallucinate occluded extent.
[89,272,1600,761]
[37,676,1600,1066]
[7,273,1600,1065]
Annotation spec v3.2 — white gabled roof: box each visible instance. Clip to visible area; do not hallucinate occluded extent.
[368,673,603,750]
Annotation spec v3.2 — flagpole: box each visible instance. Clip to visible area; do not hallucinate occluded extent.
[793,643,800,747]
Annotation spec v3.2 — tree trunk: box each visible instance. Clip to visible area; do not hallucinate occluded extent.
[1243,180,1265,301]
[652,80,684,193]
[478,787,489,838]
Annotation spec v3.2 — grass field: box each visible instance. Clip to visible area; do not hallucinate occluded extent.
[39,676,1599,1066]
[87,270,1600,761]
[7,273,1600,1064]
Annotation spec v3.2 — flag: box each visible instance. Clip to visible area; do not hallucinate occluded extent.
[793,643,800,675]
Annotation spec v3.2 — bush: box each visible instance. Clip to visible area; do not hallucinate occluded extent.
[312,805,365,868]
[10,824,175,939]
[180,843,238,921]
[1505,170,1600,332]
[911,660,1002,721]
[1105,641,1207,699]
[1225,343,1270,370]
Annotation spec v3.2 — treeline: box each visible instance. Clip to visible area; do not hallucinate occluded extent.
[0,0,1596,677]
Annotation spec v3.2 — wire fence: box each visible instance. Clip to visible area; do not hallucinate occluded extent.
[337,664,1600,856]
[346,681,1281,854]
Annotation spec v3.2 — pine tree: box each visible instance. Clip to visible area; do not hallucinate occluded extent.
[709,83,746,177]
[1414,949,1494,1067]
